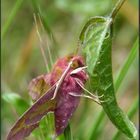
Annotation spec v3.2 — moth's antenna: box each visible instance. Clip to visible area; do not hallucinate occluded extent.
[74,39,81,56]
[37,14,53,67]
[51,60,74,100]
[33,13,49,72]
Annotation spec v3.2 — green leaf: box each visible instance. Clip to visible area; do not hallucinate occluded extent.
[79,16,112,75]
[112,97,138,140]
[80,17,138,139]
[2,93,29,115]
[88,37,138,140]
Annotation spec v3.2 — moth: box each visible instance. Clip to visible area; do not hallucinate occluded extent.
[7,15,101,140]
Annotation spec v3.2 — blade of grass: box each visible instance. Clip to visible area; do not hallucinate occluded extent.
[112,97,138,140]
[88,37,138,140]
[2,0,24,39]
[31,0,59,59]
[114,37,138,91]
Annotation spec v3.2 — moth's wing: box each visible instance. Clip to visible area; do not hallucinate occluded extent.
[7,85,56,140]
[54,92,80,136]
[28,74,51,101]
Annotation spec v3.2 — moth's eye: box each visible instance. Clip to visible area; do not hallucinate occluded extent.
[71,61,79,69]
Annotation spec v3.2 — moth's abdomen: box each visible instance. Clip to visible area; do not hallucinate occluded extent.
[54,94,80,136]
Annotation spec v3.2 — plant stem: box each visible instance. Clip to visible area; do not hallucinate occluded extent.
[110,0,126,20]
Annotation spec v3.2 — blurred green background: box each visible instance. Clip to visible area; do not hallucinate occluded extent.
[1,0,138,140]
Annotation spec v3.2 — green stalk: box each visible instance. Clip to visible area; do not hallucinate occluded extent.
[2,0,24,39]
[89,37,138,140]
[64,123,73,140]
[110,0,126,20]
[112,97,138,140]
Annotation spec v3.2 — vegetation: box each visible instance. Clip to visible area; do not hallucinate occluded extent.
[1,0,138,140]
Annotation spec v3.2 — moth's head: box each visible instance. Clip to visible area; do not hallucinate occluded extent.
[65,55,85,69]
[66,55,88,82]
[51,55,88,85]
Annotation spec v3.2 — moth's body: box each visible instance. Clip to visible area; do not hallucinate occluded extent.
[7,55,88,140]
[50,55,88,135]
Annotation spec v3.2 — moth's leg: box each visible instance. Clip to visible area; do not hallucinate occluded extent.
[51,82,60,100]
[51,60,73,100]
[70,66,102,98]
[75,78,104,99]
[68,92,101,105]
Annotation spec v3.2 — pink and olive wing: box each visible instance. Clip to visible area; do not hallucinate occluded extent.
[7,85,56,140]
[54,93,80,136]
[28,74,51,101]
